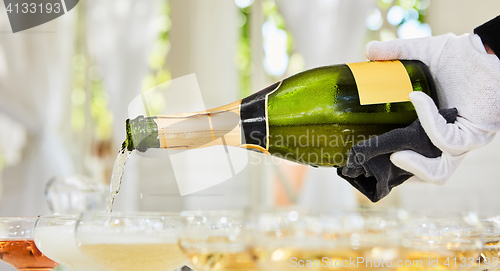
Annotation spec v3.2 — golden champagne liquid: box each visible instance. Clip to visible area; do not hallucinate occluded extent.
[186,250,258,271]
[79,243,189,271]
[252,246,401,271]
[477,240,500,271]
[396,248,482,271]
[182,236,257,271]
[0,239,59,271]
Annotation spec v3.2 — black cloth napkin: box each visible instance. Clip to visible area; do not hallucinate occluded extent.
[337,108,458,203]
[474,15,500,60]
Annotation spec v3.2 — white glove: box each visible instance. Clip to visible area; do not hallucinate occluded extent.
[390,92,469,185]
[366,33,500,184]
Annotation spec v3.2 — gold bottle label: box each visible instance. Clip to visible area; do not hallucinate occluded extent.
[346,60,413,105]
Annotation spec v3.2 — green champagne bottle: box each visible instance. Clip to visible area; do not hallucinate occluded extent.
[125,60,436,167]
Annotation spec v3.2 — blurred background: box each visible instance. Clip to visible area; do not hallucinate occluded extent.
[0,0,499,247]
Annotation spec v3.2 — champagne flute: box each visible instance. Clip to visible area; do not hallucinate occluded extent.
[34,215,105,271]
[0,217,58,271]
[179,210,257,271]
[75,212,190,271]
[398,211,484,271]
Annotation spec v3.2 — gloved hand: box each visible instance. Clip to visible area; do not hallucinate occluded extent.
[366,33,500,184]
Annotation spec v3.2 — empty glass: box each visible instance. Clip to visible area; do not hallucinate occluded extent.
[45,175,108,215]
[0,217,58,271]
[75,212,189,271]
[34,215,105,271]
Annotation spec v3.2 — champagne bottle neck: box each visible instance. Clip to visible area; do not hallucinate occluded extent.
[154,109,242,150]
[126,101,243,152]
[126,116,160,152]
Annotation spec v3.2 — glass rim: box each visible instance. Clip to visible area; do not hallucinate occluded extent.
[318,207,407,216]
[245,206,318,220]
[246,206,407,216]
[246,205,313,213]
[35,215,80,228]
[405,209,480,216]
[37,214,79,220]
[79,211,181,218]
[405,210,482,226]
[0,217,37,222]
[180,209,244,217]
[481,216,500,222]
[246,207,409,223]
[0,237,35,241]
